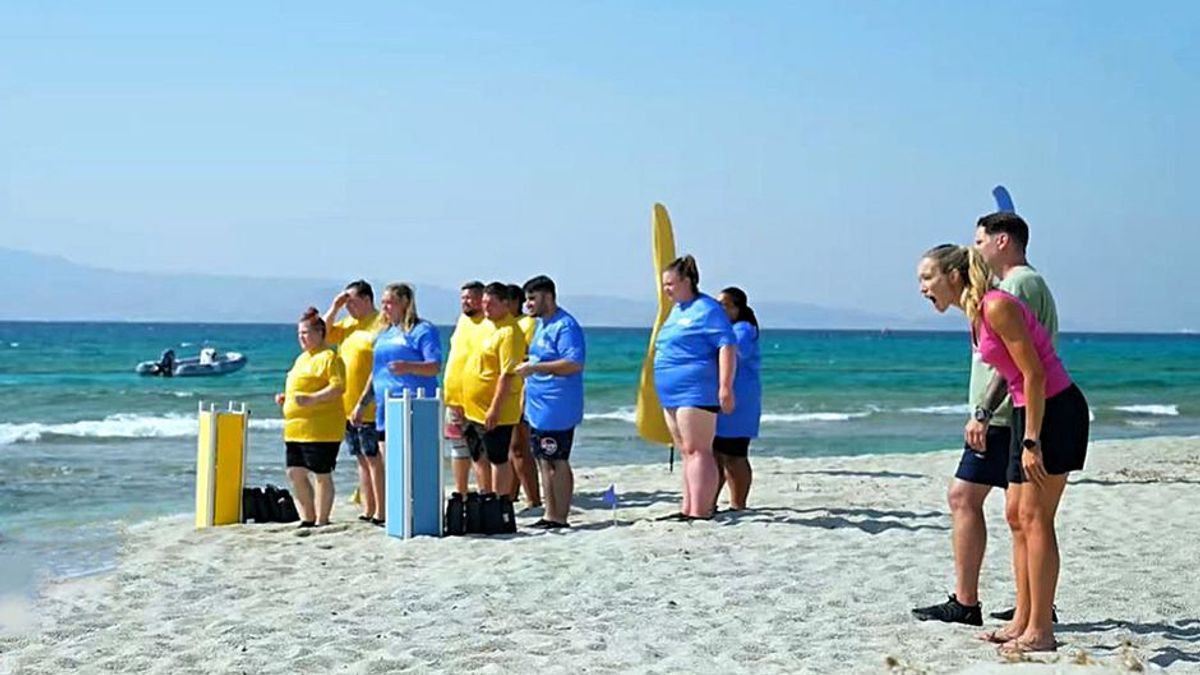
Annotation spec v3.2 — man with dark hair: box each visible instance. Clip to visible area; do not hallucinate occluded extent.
[443,281,486,496]
[323,279,387,523]
[461,282,526,503]
[515,275,586,529]
[913,211,1058,626]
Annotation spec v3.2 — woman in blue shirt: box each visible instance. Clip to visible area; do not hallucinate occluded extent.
[354,283,442,525]
[653,255,737,520]
[714,287,761,510]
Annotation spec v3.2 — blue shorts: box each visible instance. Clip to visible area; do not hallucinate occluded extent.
[343,422,381,458]
[954,425,1011,488]
[530,427,575,462]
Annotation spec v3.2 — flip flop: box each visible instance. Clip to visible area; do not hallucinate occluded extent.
[357,515,372,522]
[654,512,688,522]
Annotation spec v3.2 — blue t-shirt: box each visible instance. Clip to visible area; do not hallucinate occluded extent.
[716,321,762,438]
[524,308,586,432]
[371,320,442,429]
[652,294,736,408]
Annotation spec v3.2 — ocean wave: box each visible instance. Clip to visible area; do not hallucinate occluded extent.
[0,413,285,445]
[584,409,637,423]
[1123,419,1159,428]
[760,411,872,423]
[582,408,871,425]
[1112,404,1179,416]
[901,404,971,415]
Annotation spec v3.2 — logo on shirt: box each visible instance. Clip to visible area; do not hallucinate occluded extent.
[677,318,693,327]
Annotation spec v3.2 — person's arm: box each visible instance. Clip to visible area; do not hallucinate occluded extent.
[484,327,519,429]
[980,373,1009,415]
[390,360,441,377]
[351,373,376,425]
[322,292,350,345]
[295,383,345,406]
[484,374,514,430]
[718,344,737,414]
[985,298,1048,484]
[517,359,583,377]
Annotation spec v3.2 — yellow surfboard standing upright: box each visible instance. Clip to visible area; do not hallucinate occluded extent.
[635,203,677,446]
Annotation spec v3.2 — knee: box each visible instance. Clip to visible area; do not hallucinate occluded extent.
[680,441,713,457]
[1017,506,1048,533]
[947,485,983,516]
[286,467,307,481]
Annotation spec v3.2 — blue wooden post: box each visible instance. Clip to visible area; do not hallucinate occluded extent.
[384,388,445,538]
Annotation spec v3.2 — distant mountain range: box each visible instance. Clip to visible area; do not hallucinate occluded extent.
[1,247,949,329]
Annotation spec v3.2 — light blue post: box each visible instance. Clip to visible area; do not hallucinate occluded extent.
[384,388,445,538]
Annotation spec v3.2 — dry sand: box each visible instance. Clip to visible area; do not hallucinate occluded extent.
[2,436,1198,673]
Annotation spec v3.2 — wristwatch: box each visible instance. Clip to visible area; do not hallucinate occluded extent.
[1022,438,1040,451]
[973,407,994,423]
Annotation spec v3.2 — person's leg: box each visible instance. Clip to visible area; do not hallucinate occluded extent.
[313,472,335,525]
[286,467,315,523]
[464,423,494,493]
[713,450,728,511]
[675,408,719,518]
[948,479,993,606]
[537,458,557,522]
[995,483,1029,642]
[509,422,541,507]
[355,454,374,518]
[368,442,386,522]
[661,409,688,514]
[724,456,753,510]
[1010,474,1068,650]
[452,457,471,494]
[550,459,574,524]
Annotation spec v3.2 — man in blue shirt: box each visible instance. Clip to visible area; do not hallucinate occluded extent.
[514,275,586,529]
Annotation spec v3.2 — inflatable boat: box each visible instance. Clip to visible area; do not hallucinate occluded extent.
[136,348,247,377]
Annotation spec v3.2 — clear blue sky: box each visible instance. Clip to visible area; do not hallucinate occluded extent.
[2,2,1197,330]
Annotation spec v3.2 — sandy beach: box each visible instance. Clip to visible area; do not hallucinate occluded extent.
[2,436,1198,674]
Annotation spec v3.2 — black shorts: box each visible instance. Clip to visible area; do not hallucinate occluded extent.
[531,427,575,461]
[463,422,513,465]
[954,426,1011,488]
[286,441,340,474]
[713,436,750,458]
[1008,384,1089,484]
[696,405,721,414]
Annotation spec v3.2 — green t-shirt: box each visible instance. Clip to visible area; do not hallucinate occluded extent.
[967,265,1058,426]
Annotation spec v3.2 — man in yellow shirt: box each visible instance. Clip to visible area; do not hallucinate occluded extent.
[443,281,485,496]
[323,280,387,524]
[461,282,526,500]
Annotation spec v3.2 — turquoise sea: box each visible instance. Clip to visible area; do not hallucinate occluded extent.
[1,321,1198,581]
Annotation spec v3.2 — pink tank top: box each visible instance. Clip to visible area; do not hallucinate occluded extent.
[976,290,1072,407]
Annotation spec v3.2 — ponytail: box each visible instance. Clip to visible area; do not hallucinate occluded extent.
[665,254,701,293]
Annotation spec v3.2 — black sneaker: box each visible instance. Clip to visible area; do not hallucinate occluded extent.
[911,594,983,626]
[989,605,1059,622]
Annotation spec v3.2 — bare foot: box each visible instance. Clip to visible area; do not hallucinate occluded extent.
[998,634,1057,654]
[976,625,1024,643]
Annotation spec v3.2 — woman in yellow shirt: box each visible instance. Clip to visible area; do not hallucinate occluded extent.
[274,308,347,527]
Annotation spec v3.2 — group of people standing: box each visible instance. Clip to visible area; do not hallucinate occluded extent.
[273,276,589,531]
[269,210,1086,655]
[271,259,768,532]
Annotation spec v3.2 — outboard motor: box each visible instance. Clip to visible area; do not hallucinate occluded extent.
[159,349,176,377]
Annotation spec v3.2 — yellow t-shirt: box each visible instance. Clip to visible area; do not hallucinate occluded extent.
[443,313,484,407]
[514,315,536,404]
[462,315,525,425]
[326,311,386,423]
[283,348,347,442]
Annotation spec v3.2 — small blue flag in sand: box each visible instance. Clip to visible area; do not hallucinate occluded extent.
[601,484,617,506]
[602,484,618,525]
